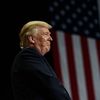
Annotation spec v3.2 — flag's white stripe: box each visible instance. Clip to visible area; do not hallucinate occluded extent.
[72,35,88,100]
[88,38,100,100]
[56,31,72,97]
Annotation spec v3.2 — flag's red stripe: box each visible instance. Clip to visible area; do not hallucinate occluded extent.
[65,33,79,100]
[80,36,95,100]
[96,40,100,70]
[51,30,63,83]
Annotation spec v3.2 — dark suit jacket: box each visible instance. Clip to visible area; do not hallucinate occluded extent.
[11,47,71,100]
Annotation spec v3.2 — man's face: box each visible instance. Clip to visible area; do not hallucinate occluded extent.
[34,27,53,55]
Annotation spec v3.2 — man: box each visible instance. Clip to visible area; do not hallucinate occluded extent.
[11,21,71,100]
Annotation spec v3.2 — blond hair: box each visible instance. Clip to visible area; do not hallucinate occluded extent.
[19,21,52,48]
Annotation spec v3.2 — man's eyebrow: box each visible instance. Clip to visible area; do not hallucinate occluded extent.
[43,31,51,34]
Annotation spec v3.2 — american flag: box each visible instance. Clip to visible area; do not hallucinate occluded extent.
[48,0,100,100]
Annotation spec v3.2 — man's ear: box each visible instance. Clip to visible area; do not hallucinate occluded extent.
[27,35,35,44]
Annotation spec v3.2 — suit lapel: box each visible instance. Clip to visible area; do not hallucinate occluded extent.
[42,56,57,78]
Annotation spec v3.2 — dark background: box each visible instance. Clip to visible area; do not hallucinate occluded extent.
[1,1,54,100]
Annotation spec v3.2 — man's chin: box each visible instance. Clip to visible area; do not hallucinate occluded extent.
[44,48,50,54]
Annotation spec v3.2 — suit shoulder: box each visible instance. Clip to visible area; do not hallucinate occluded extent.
[17,47,41,57]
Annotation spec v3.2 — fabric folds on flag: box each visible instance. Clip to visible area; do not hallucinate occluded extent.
[51,31,100,100]
[48,0,100,100]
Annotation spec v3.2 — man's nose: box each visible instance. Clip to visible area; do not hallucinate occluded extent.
[50,36,53,41]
